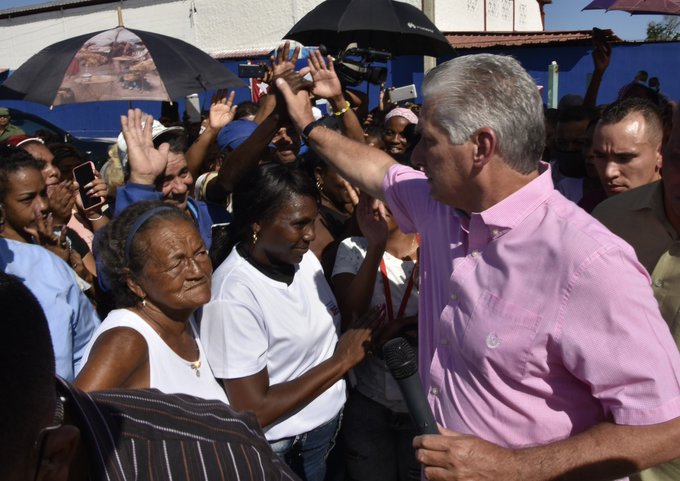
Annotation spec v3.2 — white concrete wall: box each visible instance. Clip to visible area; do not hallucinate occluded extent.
[0,0,544,69]
[435,0,543,32]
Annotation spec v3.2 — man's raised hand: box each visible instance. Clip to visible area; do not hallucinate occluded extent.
[120,108,169,185]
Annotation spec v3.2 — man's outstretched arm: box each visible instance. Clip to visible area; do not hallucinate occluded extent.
[275,76,395,201]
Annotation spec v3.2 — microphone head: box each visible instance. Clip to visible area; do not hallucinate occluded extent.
[382,337,417,380]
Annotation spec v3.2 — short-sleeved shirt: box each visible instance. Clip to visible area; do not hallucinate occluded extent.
[383,162,680,452]
[593,181,680,481]
[0,238,100,381]
[594,181,680,347]
[201,247,346,441]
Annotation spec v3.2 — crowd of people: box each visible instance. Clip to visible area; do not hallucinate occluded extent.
[2,35,680,481]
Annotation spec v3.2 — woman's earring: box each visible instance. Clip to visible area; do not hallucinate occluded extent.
[252,230,258,244]
[141,298,147,307]
[315,176,323,193]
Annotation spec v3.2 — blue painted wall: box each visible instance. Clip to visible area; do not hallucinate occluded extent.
[2,41,679,139]
[458,41,680,107]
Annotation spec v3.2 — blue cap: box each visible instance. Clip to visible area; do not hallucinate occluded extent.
[217,119,258,151]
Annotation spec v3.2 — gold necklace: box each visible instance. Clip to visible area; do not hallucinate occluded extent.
[140,306,202,377]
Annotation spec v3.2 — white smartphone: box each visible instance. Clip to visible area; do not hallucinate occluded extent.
[388,84,418,103]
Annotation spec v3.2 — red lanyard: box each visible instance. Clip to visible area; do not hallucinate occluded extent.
[379,259,415,323]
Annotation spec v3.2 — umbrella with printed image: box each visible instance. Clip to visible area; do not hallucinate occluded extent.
[1,25,245,107]
[583,0,680,15]
[283,0,454,58]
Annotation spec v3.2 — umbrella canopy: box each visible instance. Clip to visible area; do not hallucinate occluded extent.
[2,27,245,107]
[284,0,454,57]
[583,0,680,15]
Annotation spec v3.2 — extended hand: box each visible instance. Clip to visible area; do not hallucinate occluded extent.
[209,90,237,131]
[414,427,519,481]
[275,75,316,134]
[121,108,169,185]
[271,41,301,81]
[305,49,343,101]
[592,42,611,73]
[355,192,388,247]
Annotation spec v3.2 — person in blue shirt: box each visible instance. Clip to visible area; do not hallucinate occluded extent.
[0,146,100,381]
[115,112,218,249]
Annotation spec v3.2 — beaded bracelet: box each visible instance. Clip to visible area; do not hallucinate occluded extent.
[333,100,351,117]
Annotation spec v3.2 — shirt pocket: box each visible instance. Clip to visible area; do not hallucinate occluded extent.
[459,290,542,379]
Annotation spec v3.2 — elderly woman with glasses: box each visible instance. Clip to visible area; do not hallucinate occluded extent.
[74,200,227,404]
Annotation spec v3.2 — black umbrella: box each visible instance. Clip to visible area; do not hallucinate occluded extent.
[284,0,454,57]
[2,26,245,107]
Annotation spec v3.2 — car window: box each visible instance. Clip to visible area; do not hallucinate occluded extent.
[10,113,67,142]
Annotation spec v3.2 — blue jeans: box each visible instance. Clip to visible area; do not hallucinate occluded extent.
[342,390,421,481]
[269,412,342,481]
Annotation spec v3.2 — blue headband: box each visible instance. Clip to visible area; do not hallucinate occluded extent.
[124,205,175,263]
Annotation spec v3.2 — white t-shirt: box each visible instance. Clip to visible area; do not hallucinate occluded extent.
[333,236,418,411]
[201,247,346,441]
[81,309,229,404]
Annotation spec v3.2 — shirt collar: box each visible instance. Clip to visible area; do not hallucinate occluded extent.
[622,180,661,210]
[613,181,676,238]
[471,161,553,238]
[236,243,297,285]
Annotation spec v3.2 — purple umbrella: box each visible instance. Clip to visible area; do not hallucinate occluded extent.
[583,0,680,15]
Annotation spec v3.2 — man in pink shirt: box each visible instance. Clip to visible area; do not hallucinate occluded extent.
[276,53,680,480]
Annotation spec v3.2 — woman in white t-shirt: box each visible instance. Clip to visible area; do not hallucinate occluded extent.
[201,163,382,481]
[332,194,421,481]
[75,201,228,405]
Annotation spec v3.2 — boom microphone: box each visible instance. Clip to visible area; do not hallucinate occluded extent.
[382,337,438,435]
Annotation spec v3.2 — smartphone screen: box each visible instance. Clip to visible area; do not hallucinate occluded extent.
[238,64,266,78]
[72,162,104,210]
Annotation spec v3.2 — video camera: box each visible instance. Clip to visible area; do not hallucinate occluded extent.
[320,43,390,87]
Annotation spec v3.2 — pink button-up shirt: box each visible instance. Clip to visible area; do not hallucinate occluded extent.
[384,163,680,448]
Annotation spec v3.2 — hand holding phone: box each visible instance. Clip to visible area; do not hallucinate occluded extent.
[72,162,106,212]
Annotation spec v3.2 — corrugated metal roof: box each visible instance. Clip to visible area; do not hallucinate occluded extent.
[447,29,622,49]
[0,0,118,19]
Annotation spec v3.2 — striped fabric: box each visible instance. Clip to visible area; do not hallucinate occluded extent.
[57,379,300,481]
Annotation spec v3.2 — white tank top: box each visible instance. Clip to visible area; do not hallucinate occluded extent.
[82,308,229,404]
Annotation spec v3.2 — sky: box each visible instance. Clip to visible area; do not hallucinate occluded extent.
[544,0,665,41]
[1,0,667,41]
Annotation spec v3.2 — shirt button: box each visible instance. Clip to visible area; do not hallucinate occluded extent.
[471,250,480,257]
[654,279,664,288]
[450,293,458,301]
[486,332,501,349]
[441,338,449,346]
[430,387,440,396]
[491,229,500,237]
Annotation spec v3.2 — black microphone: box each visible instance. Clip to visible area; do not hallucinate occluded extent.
[383,337,439,435]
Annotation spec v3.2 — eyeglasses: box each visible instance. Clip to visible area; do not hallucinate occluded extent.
[32,396,65,481]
